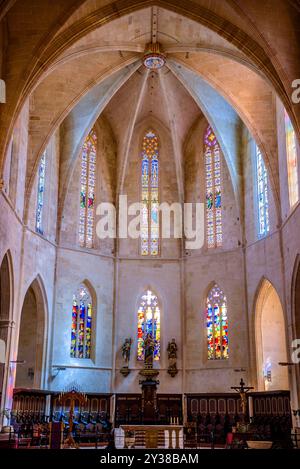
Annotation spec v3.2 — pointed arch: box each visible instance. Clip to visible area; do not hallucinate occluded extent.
[292,255,300,341]
[0,250,14,394]
[291,255,300,405]
[70,281,95,359]
[137,289,161,361]
[140,129,160,256]
[255,145,270,237]
[16,275,48,389]
[206,282,228,360]
[78,128,97,248]
[0,250,14,324]
[204,124,222,248]
[254,278,289,391]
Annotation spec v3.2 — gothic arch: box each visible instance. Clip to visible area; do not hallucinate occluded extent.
[15,276,48,389]
[0,250,14,326]
[2,1,298,206]
[70,280,97,360]
[5,0,292,140]
[291,255,300,405]
[292,254,300,340]
[0,250,14,397]
[204,282,229,361]
[119,111,171,197]
[254,277,289,391]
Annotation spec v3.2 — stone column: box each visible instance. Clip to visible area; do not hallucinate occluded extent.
[0,320,16,428]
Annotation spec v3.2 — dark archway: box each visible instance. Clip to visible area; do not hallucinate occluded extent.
[292,257,300,406]
[255,279,289,391]
[294,258,300,340]
[0,252,12,391]
[15,279,46,389]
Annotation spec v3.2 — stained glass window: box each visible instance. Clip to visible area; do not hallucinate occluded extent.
[256,146,269,237]
[206,284,228,360]
[204,125,222,248]
[141,130,159,256]
[70,284,92,359]
[36,152,46,234]
[137,290,160,361]
[284,110,299,208]
[79,129,97,248]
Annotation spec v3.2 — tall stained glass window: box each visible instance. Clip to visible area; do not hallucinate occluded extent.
[36,152,46,234]
[284,110,299,208]
[256,146,269,237]
[70,284,92,359]
[206,284,228,360]
[79,129,97,248]
[204,125,222,248]
[137,290,160,361]
[141,130,159,256]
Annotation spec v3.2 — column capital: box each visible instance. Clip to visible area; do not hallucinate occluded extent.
[0,319,16,328]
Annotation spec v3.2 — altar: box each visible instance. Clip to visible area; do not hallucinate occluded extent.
[115,425,184,449]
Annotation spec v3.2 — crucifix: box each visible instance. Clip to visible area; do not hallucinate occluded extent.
[231,378,254,422]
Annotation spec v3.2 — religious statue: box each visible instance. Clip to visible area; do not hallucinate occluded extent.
[167,338,178,377]
[144,333,155,368]
[122,338,132,365]
[120,338,132,377]
[231,378,253,424]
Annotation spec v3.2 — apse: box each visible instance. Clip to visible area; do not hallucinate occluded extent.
[1,1,300,450]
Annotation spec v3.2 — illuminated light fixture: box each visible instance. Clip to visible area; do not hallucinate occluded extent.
[143,42,166,70]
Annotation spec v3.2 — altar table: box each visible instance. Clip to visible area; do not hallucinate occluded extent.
[115,425,184,449]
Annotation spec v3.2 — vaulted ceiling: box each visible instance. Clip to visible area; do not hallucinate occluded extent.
[1,1,299,225]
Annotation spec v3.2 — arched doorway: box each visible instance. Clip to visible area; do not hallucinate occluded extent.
[293,258,300,340]
[0,252,12,390]
[255,279,289,391]
[15,279,46,389]
[292,257,300,406]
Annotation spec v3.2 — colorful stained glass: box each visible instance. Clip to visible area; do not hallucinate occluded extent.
[256,146,269,237]
[137,290,160,361]
[206,285,228,360]
[141,131,159,256]
[284,110,299,208]
[79,129,97,248]
[70,284,92,359]
[36,152,46,234]
[204,125,222,248]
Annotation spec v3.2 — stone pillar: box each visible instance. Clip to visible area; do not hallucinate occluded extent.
[0,320,16,428]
